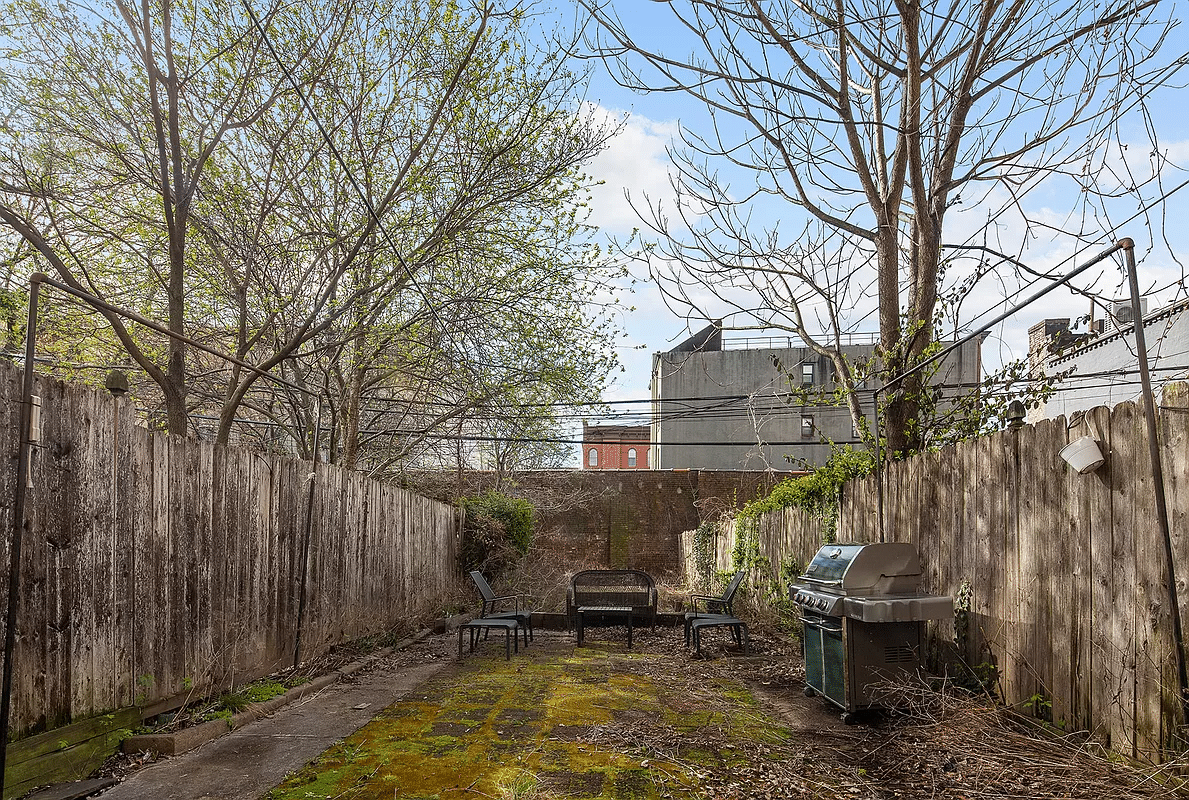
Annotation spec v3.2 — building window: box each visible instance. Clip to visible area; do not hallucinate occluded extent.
[801,415,814,439]
[627,448,637,468]
[588,448,598,467]
[802,363,814,386]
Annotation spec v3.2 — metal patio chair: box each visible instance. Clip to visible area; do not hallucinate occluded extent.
[468,570,534,641]
[690,570,745,615]
[684,570,745,644]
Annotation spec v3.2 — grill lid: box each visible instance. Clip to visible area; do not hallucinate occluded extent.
[799,542,922,596]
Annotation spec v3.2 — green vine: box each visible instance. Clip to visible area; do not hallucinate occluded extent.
[730,514,759,574]
[779,555,803,590]
[737,445,872,538]
[729,445,874,595]
[691,521,716,592]
[953,578,973,651]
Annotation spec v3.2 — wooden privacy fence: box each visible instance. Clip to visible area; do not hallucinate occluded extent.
[0,363,458,738]
[685,387,1189,762]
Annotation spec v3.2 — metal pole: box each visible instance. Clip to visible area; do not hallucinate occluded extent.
[0,273,44,792]
[1121,240,1189,730]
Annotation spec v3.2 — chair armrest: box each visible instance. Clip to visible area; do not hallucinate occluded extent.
[486,593,519,613]
[690,595,731,614]
[689,593,717,611]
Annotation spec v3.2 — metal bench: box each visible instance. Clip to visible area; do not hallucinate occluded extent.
[567,569,657,647]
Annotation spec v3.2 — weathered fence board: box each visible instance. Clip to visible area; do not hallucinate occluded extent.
[1066,414,1093,734]
[0,363,458,741]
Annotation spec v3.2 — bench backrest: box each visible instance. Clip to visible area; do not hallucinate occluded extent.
[569,569,656,609]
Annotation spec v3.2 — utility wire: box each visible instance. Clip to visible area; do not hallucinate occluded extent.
[202,371,1189,440]
[954,175,1189,334]
[343,362,1189,422]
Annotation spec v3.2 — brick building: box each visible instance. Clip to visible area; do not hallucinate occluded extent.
[581,423,649,470]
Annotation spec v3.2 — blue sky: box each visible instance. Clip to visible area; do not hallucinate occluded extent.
[564,2,1189,421]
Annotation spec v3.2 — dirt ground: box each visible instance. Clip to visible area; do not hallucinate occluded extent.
[216,623,1189,800]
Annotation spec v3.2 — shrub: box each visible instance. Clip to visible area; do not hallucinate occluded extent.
[458,491,535,579]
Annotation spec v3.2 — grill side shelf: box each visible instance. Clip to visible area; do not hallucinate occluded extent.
[842,595,954,623]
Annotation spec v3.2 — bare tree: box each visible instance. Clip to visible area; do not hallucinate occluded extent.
[582,0,1186,457]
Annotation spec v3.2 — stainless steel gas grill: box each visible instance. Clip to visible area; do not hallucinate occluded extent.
[792,542,952,722]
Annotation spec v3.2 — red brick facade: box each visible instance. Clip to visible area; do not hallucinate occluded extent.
[582,423,649,470]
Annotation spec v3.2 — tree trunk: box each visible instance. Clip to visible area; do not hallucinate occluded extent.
[341,362,364,470]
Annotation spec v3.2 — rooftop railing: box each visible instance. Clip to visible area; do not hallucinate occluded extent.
[720,332,881,350]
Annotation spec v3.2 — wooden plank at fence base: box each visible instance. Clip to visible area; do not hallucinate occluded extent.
[976,434,1007,682]
[1001,421,1028,709]
[956,439,977,664]
[4,707,139,799]
[1160,383,1189,750]
[1105,403,1139,758]
[1085,404,1119,751]
[1066,414,1094,734]
[1039,418,1066,732]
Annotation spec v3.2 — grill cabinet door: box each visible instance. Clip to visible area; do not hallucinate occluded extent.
[844,619,923,710]
[801,615,825,695]
[802,613,845,708]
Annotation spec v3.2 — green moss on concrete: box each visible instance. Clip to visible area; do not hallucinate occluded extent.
[266,644,796,800]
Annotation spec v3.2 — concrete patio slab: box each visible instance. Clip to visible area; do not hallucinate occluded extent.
[93,656,447,800]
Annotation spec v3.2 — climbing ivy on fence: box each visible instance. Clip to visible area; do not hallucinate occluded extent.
[691,522,716,592]
[727,445,874,598]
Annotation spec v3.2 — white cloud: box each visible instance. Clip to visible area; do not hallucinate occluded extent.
[584,105,680,235]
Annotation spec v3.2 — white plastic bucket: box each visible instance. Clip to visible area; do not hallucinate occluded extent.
[1059,436,1105,474]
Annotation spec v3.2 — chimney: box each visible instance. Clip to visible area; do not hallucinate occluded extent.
[1028,319,1070,376]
